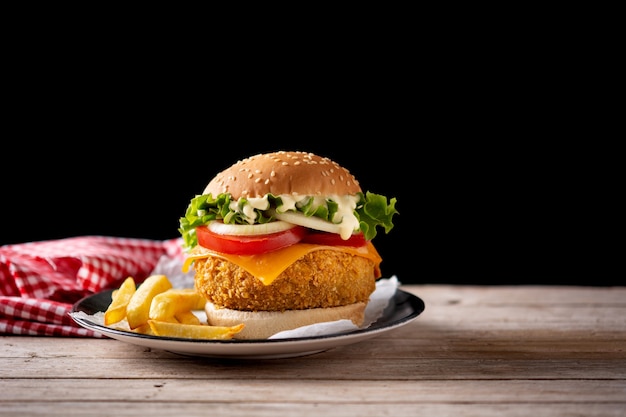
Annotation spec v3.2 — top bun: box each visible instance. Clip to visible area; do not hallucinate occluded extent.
[203,151,362,199]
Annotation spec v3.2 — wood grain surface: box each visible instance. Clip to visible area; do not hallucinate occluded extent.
[2,285,625,416]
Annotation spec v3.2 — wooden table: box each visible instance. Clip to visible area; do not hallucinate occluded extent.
[2,285,625,417]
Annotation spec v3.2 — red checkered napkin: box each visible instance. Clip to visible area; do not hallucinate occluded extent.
[0,236,184,337]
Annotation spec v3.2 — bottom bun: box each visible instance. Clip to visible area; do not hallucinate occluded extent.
[205,301,367,340]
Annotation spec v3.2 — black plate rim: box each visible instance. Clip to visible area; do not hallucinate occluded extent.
[71,288,425,345]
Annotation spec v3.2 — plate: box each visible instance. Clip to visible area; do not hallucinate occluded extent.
[71,289,425,359]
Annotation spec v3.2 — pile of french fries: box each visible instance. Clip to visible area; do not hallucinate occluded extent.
[104,274,244,340]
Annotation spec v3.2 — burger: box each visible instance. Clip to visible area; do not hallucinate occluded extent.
[179,151,398,339]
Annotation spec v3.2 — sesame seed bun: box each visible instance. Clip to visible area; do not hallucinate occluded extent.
[203,150,362,198]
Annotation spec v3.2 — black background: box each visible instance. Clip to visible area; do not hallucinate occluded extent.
[1,131,617,286]
[0,43,618,286]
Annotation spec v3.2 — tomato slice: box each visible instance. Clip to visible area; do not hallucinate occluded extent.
[196,225,307,255]
[302,231,367,247]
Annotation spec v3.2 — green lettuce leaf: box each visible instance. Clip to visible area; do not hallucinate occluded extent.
[356,192,398,240]
[179,191,398,250]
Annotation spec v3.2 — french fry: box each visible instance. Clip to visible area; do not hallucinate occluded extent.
[126,274,172,329]
[133,322,155,335]
[148,320,245,340]
[104,277,136,325]
[175,310,202,325]
[149,288,206,322]
[102,274,230,340]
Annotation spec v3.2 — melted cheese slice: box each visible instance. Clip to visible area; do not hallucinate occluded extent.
[183,242,382,286]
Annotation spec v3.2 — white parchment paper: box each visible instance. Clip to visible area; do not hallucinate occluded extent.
[269,276,399,339]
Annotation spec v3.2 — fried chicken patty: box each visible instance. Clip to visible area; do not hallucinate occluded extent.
[193,250,377,311]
